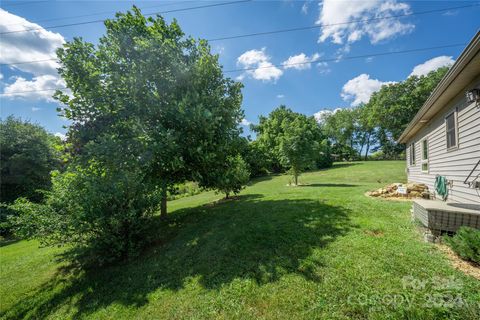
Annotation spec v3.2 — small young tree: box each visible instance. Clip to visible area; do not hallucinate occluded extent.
[278,116,319,185]
[214,155,250,199]
[253,106,324,185]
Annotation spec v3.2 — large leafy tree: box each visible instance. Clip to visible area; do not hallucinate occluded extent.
[320,108,362,160]
[317,67,449,160]
[0,116,61,203]
[14,7,243,263]
[364,67,449,151]
[55,7,243,218]
[252,106,298,173]
[240,139,273,177]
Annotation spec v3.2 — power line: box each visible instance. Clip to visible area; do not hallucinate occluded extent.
[1,87,65,95]
[0,0,252,35]
[1,3,478,67]
[223,43,466,73]
[209,3,480,42]
[0,43,466,96]
[1,1,47,8]
[3,1,198,27]
[2,2,477,36]
[0,58,56,67]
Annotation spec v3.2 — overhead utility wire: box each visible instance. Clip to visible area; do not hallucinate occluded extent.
[0,43,466,96]
[1,3,477,67]
[0,0,252,35]
[223,43,466,73]
[209,3,480,42]
[2,2,477,36]
[3,1,198,27]
[1,1,47,8]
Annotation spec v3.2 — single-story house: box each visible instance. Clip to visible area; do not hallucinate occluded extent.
[398,31,480,233]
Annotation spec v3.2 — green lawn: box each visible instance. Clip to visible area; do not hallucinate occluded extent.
[1,161,479,319]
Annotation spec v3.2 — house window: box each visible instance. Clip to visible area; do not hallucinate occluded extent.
[421,139,428,172]
[446,111,457,149]
[409,142,416,166]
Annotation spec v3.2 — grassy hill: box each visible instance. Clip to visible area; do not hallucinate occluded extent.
[1,161,479,319]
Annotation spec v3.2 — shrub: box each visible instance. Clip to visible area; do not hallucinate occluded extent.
[168,181,202,200]
[368,150,385,161]
[444,227,480,264]
[11,166,158,265]
[0,203,15,238]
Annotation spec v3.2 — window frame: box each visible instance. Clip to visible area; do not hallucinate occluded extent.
[445,109,458,151]
[409,141,416,166]
[421,138,429,173]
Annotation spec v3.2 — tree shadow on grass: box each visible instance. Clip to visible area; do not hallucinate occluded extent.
[301,183,357,188]
[3,194,353,319]
[247,174,275,186]
[0,238,20,247]
[329,162,362,170]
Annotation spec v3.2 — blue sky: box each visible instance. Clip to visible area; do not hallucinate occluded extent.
[1,0,479,138]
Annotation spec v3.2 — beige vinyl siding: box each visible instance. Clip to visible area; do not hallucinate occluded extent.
[406,77,480,204]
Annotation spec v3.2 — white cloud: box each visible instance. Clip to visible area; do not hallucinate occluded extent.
[442,10,458,16]
[1,9,66,101]
[0,73,3,80]
[214,45,225,55]
[1,74,64,102]
[301,2,309,15]
[240,118,251,126]
[236,48,283,82]
[54,132,66,140]
[314,108,343,123]
[283,53,320,70]
[409,56,454,77]
[317,0,414,45]
[277,94,285,98]
[0,9,64,76]
[341,74,395,106]
[316,61,331,74]
[31,107,41,112]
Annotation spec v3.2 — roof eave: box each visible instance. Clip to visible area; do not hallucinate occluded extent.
[398,30,480,144]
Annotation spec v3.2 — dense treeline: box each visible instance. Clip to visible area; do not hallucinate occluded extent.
[0,117,64,236]
[318,66,449,161]
[0,7,449,265]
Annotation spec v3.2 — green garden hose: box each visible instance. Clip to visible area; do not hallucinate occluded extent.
[434,175,449,201]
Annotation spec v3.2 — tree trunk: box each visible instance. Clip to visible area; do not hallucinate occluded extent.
[160,186,167,220]
[294,172,298,186]
[364,132,371,161]
[358,132,366,157]
[225,192,230,199]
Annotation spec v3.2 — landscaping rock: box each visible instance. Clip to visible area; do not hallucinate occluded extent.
[367,182,429,200]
